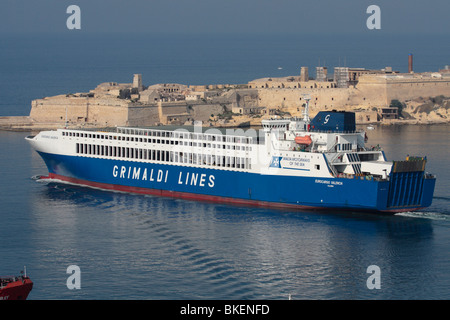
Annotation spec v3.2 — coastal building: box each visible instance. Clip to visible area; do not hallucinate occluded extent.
[186,92,205,101]
[439,65,450,74]
[133,74,143,91]
[355,110,379,123]
[334,67,349,88]
[316,67,328,82]
[300,67,309,82]
[378,107,398,120]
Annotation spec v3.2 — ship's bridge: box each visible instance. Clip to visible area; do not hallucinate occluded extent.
[261,118,291,132]
[262,117,309,133]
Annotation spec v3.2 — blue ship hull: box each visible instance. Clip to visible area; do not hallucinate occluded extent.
[37,151,436,214]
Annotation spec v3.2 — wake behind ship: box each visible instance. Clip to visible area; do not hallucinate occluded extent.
[26,102,436,214]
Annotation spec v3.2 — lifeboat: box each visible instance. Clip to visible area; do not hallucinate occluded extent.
[295,135,312,145]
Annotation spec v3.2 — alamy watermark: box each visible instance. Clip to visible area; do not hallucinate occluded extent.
[66,5,81,30]
[366,5,381,30]
[66,265,81,290]
[366,265,381,290]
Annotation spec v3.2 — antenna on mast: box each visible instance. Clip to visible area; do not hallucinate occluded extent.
[302,94,311,122]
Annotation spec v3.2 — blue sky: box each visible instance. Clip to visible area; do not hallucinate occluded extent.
[1,0,449,35]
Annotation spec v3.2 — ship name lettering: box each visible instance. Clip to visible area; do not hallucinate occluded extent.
[315,179,343,186]
[112,165,168,183]
[178,171,215,188]
[132,167,140,180]
[288,161,305,167]
[285,157,310,163]
[41,135,58,139]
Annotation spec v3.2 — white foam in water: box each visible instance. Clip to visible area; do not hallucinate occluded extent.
[397,211,450,221]
[33,175,55,183]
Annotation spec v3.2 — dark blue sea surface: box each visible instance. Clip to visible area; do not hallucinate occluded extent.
[1,33,449,116]
[0,33,449,300]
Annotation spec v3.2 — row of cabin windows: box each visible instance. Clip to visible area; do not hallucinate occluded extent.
[75,143,252,169]
[63,131,111,139]
[117,128,253,144]
[64,130,253,144]
[64,131,252,151]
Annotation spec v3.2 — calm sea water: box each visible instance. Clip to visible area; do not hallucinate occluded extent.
[0,33,449,300]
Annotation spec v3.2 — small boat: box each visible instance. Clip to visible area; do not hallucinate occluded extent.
[0,270,33,300]
[366,125,375,130]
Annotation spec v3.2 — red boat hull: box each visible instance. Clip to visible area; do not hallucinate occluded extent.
[0,278,33,300]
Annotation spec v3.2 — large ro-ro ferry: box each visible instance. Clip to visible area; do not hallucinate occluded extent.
[26,104,436,214]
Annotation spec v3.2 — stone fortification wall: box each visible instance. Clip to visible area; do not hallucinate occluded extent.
[30,95,130,127]
[256,87,374,117]
[253,73,450,117]
[248,78,337,90]
[127,105,159,127]
[191,104,224,120]
[385,76,450,103]
[356,74,450,105]
[126,101,225,127]
[158,101,224,124]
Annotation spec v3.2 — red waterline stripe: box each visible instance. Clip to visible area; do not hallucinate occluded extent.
[42,173,416,214]
[44,173,326,211]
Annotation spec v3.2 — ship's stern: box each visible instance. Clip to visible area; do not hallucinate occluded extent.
[382,157,436,213]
